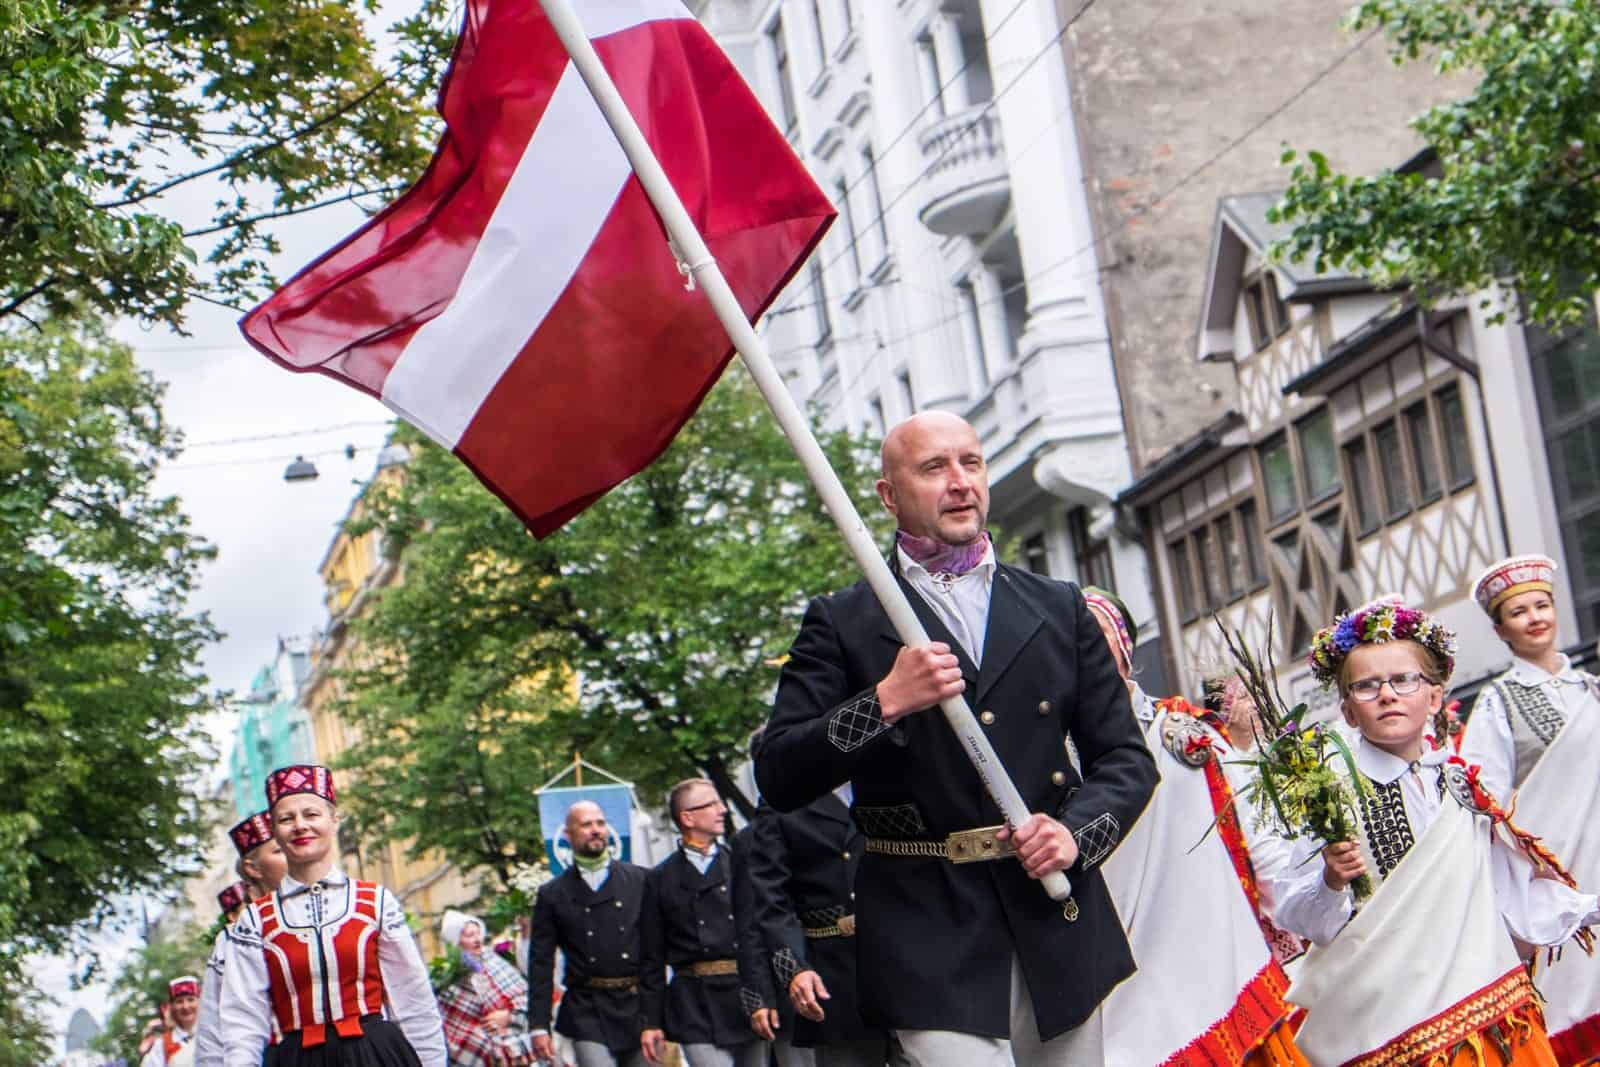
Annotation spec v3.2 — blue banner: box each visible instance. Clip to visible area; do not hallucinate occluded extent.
[536,783,633,875]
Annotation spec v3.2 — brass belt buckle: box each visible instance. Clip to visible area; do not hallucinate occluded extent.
[944,825,1015,863]
[837,913,856,937]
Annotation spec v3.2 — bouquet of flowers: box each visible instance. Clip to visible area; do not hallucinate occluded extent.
[1218,617,1376,901]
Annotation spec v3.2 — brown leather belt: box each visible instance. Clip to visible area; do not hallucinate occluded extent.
[864,824,1017,864]
[582,975,639,991]
[685,958,738,978]
[802,914,856,939]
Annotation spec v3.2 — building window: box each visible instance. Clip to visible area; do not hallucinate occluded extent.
[1068,507,1115,591]
[834,178,862,287]
[1193,524,1223,610]
[861,146,889,268]
[769,17,799,137]
[1436,384,1475,490]
[1529,309,1600,640]
[1298,407,1339,502]
[1023,533,1049,577]
[897,369,915,415]
[1238,500,1266,587]
[808,0,828,66]
[1243,272,1290,351]
[1344,437,1379,536]
[1170,538,1197,621]
[808,260,833,350]
[1259,433,1298,523]
[868,394,886,436]
[1217,512,1244,598]
[1373,419,1411,520]
[1405,401,1442,504]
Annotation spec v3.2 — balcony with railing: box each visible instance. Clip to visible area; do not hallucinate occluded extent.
[914,106,1010,237]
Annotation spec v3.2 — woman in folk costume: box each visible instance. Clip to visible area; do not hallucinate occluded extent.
[143,977,202,1067]
[219,765,446,1067]
[1269,598,1600,1067]
[1462,556,1600,1064]
[1203,671,1309,977]
[196,812,289,1067]
[1460,555,1596,802]
[435,910,535,1067]
[1056,588,1297,1066]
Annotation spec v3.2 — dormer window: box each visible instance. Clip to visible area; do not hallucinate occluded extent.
[1243,271,1290,351]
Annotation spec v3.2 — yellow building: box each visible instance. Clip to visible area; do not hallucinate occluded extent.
[299,444,482,959]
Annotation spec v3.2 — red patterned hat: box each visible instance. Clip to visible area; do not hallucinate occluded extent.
[265,764,336,810]
[228,811,274,857]
[168,975,200,1000]
[1472,554,1557,617]
[217,881,250,915]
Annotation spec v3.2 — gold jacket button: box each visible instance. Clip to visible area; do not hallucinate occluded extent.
[979,710,996,725]
[1038,700,1051,715]
[1051,771,1067,786]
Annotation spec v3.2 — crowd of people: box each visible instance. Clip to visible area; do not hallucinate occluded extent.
[141,411,1600,1067]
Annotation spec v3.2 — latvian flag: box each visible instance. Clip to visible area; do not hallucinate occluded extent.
[241,0,833,535]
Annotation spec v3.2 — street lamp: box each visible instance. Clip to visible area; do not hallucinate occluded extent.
[283,455,319,482]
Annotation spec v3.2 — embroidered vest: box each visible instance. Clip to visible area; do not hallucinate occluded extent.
[1350,761,1484,897]
[1492,678,1569,789]
[257,880,386,1047]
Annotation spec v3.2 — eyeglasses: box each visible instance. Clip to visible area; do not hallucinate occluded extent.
[1347,671,1429,701]
[680,798,725,815]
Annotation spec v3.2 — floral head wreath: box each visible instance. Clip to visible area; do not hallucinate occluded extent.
[1308,595,1458,690]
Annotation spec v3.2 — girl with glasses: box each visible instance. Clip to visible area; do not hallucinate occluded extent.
[1265,598,1598,1067]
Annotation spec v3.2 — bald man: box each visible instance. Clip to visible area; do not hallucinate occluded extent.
[528,801,651,1067]
[756,412,1156,1064]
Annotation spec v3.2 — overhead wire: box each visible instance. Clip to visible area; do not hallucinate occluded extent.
[817,24,1385,405]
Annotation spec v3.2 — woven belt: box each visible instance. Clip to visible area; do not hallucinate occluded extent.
[685,958,738,978]
[582,975,639,991]
[802,913,856,939]
[865,824,1017,864]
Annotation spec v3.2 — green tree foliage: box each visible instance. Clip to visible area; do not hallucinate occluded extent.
[0,322,217,1002]
[0,0,455,329]
[0,976,53,1067]
[338,372,888,885]
[90,919,215,1064]
[1273,0,1600,326]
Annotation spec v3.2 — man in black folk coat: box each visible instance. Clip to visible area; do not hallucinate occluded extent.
[528,800,650,1067]
[640,779,763,1067]
[748,791,897,1067]
[756,411,1158,1065]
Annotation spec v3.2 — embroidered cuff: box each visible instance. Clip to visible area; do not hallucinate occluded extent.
[1072,812,1121,871]
[739,986,769,1016]
[771,946,803,989]
[826,689,890,753]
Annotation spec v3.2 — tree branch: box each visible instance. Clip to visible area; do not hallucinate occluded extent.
[94,76,395,211]
[181,184,405,239]
[0,278,59,322]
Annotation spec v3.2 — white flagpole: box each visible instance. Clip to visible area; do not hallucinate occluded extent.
[535,0,1071,909]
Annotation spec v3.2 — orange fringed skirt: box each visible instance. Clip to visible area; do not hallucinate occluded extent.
[1242,1002,1556,1067]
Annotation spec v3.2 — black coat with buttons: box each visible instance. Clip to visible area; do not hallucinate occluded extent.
[527,860,650,1053]
[746,795,882,1048]
[756,560,1157,1042]
[642,847,751,1047]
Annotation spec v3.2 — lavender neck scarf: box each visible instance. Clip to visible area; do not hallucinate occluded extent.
[896,529,991,576]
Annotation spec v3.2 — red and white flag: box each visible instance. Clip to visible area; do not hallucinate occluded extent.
[241,0,833,535]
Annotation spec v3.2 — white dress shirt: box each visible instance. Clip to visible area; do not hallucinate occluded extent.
[1460,654,1597,803]
[681,841,719,875]
[1271,739,1598,947]
[896,542,996,666]
[191,927,229,1067]
[218,868,446,1067]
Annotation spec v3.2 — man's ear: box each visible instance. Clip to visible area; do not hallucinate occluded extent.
[876,477,899,515]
